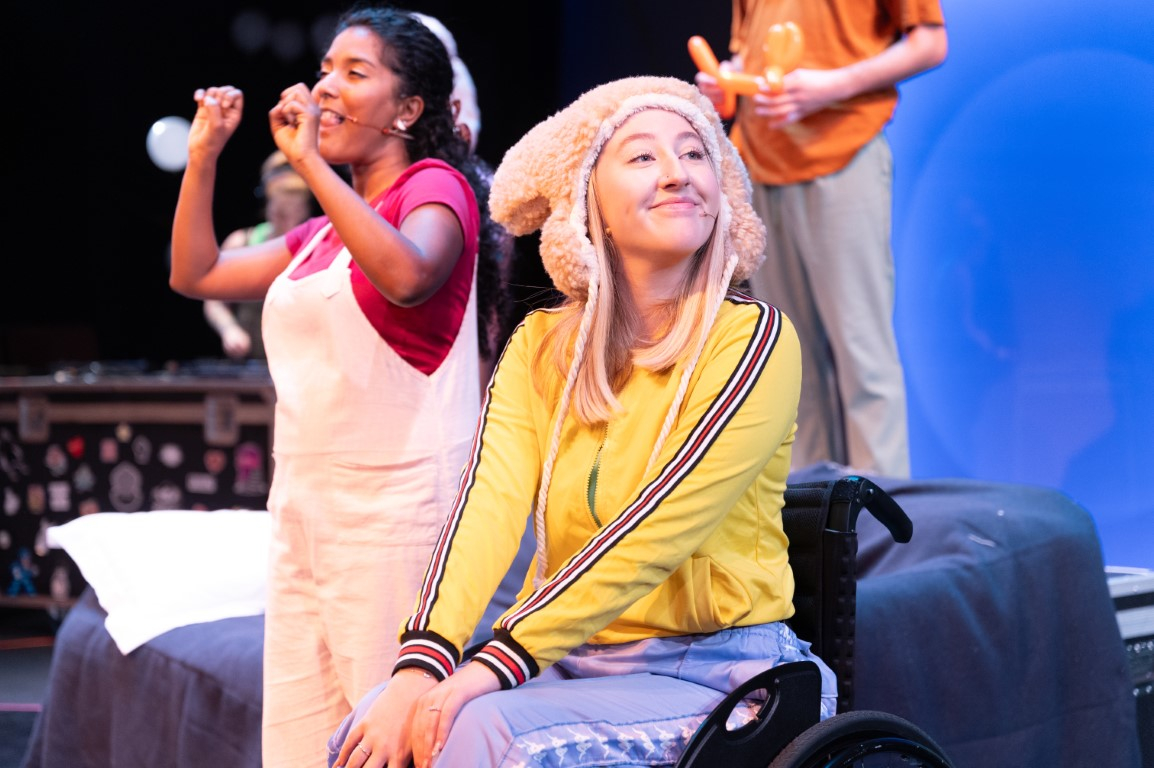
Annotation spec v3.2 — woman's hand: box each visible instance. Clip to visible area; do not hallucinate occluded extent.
[335,668,436,768]
[269,82,322,169]
[188,85,243,164]
[410,663,502,768]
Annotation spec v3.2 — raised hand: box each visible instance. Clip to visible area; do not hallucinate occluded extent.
[188,85,244,163]
[269,82,322,168]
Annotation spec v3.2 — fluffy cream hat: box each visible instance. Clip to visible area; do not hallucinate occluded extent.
[489,75,765,299]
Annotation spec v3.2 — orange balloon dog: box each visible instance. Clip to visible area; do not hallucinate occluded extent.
[689,22,804,119]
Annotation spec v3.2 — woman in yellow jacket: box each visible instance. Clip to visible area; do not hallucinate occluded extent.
[331,75,836,768]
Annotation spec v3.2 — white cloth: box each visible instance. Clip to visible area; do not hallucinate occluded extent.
[47,509,270,654]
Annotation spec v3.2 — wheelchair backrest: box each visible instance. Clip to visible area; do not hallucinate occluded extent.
[780,476,912,713]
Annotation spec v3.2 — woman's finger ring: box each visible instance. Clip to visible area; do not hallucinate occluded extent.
[428,705,441,712]
[357,742,371,756]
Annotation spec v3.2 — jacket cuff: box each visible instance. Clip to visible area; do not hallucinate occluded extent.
[394,631,460,681]
[469,628,540,690]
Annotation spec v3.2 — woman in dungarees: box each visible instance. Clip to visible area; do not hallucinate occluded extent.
[168,7,507,766]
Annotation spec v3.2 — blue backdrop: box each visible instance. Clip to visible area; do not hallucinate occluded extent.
[888,0,1154,567]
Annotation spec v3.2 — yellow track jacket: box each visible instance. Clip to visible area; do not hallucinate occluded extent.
[397,291,801,689]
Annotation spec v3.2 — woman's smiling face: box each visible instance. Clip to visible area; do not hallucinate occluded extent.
[311,26,407,163]
[592,109,720,274]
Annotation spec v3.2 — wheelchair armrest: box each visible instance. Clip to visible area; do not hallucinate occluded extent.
[676,660,823,768]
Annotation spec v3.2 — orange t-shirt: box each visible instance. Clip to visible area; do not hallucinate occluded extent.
[729,0,944,185]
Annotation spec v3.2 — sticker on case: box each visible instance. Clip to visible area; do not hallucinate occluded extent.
[151,481,184,510]
[47,481,71,513]
[159,443,184,468]
[44,444,68,477]
[6,547,38,596]
[26,484,46,515]
[73,463,96,493]
[109,462,144,512]
[233,442,268,497]
[132,435,153,465]
[204,448,227,475]
[185,472,218,495]
[100,437,119,464]
[50,565,72,601]
[1,429,29,481]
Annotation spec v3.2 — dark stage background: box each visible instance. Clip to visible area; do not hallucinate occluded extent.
[4,0,728,368]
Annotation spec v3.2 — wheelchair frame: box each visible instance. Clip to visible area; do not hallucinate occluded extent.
[675,476,956,768]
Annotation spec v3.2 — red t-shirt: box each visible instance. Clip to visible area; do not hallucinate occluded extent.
[284,159,480,375]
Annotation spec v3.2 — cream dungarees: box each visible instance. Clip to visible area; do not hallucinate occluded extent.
[260,224,479,768]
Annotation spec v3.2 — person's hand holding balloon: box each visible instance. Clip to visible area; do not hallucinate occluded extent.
[689,38,759,119]
[692,58,732,116]
[750,67,850,129]
[689,22,804,120]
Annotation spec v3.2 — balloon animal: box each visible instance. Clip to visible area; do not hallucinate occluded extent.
[689,22,804,119]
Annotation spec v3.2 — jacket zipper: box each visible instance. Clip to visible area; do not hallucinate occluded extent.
[585,423,608,528]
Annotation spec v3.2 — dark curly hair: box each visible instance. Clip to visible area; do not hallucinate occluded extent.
[334,4,514,362]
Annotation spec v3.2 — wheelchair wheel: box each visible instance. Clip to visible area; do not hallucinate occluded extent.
[767,710,954,768]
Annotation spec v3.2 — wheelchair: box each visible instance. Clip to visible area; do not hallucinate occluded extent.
[675,476,956,768]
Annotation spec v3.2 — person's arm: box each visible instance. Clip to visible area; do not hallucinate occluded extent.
[170,85,294,301]
[203,300,251,359]
[752,23,948,127]
[269,83,464,307]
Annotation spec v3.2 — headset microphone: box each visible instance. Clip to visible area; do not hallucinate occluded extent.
[344,115,386,133]
[345,115,413,140]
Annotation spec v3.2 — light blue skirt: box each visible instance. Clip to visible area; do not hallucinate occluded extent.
[329,622,836,767]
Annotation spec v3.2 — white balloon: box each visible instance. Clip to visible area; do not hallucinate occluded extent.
[146,116,191,172]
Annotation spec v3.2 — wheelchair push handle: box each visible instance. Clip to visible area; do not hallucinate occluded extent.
[836,476,913,544]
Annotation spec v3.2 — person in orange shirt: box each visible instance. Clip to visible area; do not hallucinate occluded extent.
[696,1,947,478]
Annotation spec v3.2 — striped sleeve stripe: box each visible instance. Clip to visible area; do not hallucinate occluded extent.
[393,637,458,679]
[394,653,452,681]
[502,300,780,629]
[471,640,534,689]
[406,313,536,633]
